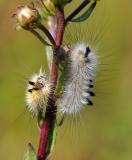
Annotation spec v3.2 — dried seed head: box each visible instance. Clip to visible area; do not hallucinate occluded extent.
[25,69,51,116]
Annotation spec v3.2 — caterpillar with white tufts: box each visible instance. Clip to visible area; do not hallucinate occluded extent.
[25,43,98,116]
[25,68,51,116]
[57,43,98,115]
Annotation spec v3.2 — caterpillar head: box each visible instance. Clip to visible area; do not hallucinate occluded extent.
[71,43,97,67]
[25,68,51,116]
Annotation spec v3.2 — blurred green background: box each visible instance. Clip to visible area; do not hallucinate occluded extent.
[0,0,132,160]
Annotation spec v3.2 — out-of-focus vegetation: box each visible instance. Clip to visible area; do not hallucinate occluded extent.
[0,0,132,160]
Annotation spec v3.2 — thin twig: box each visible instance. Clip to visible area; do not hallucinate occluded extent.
[38,24,56,46]
[65,0,91,25]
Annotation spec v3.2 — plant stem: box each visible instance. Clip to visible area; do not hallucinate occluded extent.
[37,5,65,160]
[55,5,65,47]
[38,24,56,46]
[37,2,94,159]
[65,0,91,25]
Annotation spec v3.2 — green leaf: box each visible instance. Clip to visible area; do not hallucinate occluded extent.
[55,63,68,95]
[40,0,55,16]
[30,29,52,46]
[71,1,97,22]
[45,115,58,159]
[37,111,45,128]
[55,48,69,95]
[23,143,37,160]
[46,45,52,68]
[51,0,72,6]
[38,8,48,20]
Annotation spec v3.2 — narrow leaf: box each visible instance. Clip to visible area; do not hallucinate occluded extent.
[38,8,48,20]
[40,0,54,16]
[71,1,97,22]
[45,115,58,159]
[23,143,37,160]
[30,29,52,46]
[55,48,69,95]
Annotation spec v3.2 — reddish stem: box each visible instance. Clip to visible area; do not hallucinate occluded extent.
[37,5,65,160]
[55,5,65,47]
[37,99,56,160]
[37,118,51,160]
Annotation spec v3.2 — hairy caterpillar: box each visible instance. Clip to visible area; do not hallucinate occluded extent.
[25,69,51,116]
[58,43,98,114]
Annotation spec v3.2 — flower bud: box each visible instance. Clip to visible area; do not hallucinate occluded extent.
[13,5,41,29]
